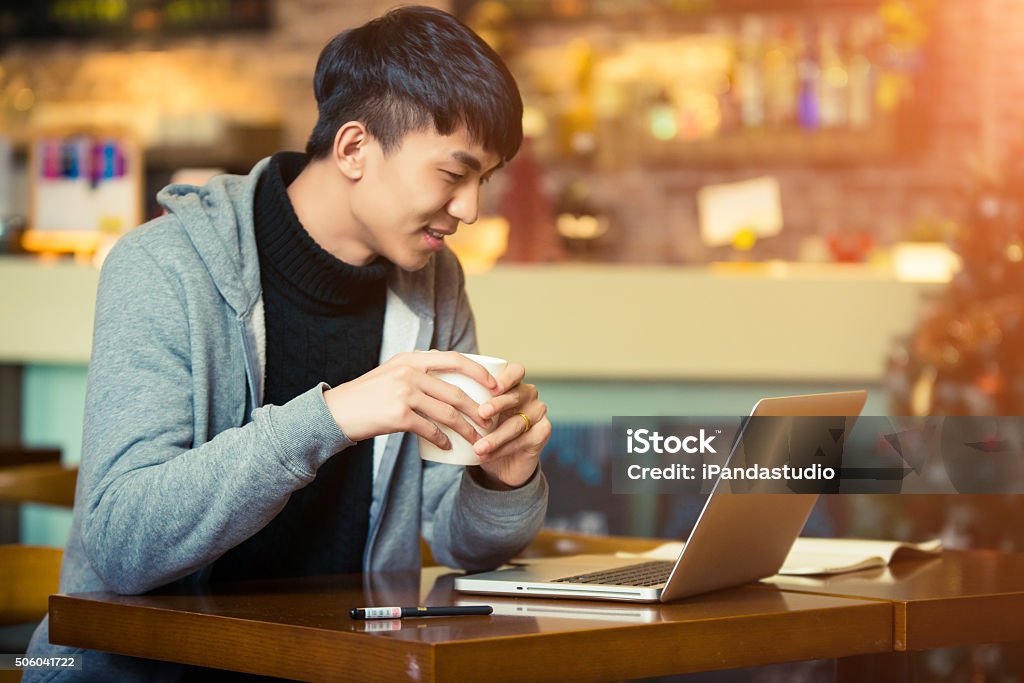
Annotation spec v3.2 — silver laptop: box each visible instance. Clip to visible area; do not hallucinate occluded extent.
[455,390,867,603]
[455,597,661,623]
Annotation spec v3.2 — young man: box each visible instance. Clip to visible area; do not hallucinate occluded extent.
[26,6,549,679]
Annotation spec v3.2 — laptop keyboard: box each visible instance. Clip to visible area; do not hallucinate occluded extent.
[552,560,675,587]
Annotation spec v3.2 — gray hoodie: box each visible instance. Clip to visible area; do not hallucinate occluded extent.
[25,157,548,681]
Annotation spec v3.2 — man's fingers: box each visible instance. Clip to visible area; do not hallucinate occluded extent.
[476,416,552,462]
[406,350,498,391]
[480,391,521,419]
[495,362,525,390]
[480,382,538,420]
[408,412,452,450]
[411,394,481,445]
[474,401,547,456]
[418,375,492,431]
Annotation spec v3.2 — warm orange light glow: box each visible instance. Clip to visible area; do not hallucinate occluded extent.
[21,229,101,256]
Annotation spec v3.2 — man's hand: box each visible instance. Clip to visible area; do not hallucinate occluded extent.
[472,363,551,489]
[323,351,497,450]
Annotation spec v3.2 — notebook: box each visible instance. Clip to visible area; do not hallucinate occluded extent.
[618,537,943,576]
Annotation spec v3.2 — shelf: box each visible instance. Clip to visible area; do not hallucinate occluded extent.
[456,0,886,24]
[573,122,921,170]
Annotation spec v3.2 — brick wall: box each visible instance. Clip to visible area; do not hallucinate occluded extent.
[1,0,1020,263]
[520,0,1024,264]
[0,1,447,153]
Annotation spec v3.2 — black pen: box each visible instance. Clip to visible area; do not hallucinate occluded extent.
[350,605,493,620]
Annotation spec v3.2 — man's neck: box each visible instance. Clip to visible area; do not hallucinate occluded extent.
[286,159,377,266]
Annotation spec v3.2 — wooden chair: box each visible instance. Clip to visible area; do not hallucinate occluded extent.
[517,528,666,558]
[421,529,666,567]
[0,545,63,683]
[0,546,63,627]
[0,463,78,508]
[0,455,75,681]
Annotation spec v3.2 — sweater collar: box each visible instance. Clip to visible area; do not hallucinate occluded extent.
[254,151,390,307]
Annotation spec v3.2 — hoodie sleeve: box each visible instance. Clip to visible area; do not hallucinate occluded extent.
[78,235,352,595]
[420,250,549,571]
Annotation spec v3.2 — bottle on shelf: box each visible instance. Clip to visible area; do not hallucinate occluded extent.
[818,23,849,128]
[846,16,877,130]
[762,17,799,129]
[797,24,822,131]
[736,15,765,130]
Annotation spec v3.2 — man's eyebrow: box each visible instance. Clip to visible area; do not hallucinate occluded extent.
[450,151,505,177]
[450,151,482,172]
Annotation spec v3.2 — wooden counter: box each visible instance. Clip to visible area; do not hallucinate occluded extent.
[0,256,941,381]
[468,262,941,382]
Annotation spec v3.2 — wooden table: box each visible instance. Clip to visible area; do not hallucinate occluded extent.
[767,549,1024,651]
[49,567,892,683]
[0,447,61,468]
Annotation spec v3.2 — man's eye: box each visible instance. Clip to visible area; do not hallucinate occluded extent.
[443,170,464,182]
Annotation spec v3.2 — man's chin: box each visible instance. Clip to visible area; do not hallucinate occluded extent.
[393,251,435,273]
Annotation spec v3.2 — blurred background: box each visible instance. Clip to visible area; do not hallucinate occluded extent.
[2,1,1024,679]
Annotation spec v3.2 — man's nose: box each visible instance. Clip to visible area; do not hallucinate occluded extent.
[447,184,480,225]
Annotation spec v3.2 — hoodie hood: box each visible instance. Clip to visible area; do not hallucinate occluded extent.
[156,157,271,318]
[154,156,437,320]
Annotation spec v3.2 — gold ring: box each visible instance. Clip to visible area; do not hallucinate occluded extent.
[517,412,532,434]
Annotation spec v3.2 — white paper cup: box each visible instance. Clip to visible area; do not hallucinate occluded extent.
[418,353,508,466]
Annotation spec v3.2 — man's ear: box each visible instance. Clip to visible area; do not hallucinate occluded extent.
[332,121,369,180]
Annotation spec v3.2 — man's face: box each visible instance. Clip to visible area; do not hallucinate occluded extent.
[349,125,502,271]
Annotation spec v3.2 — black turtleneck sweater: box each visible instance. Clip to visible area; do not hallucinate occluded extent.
[211,152,389,582]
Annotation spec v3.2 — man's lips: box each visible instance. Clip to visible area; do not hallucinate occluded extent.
[424,226,456,239]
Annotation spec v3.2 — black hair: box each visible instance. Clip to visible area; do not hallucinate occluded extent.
[305,6,523,164]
